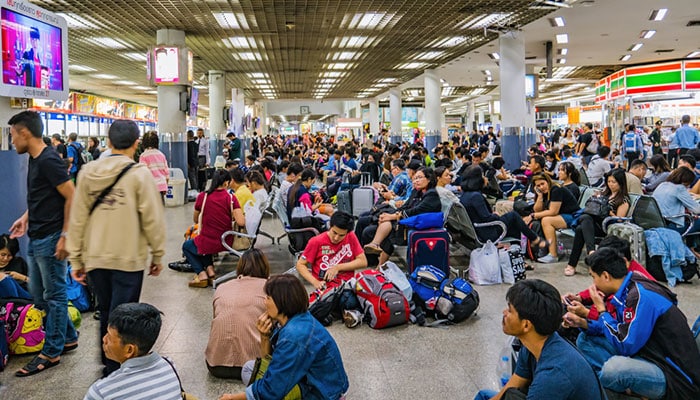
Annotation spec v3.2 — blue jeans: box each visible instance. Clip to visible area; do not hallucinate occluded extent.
[26,231,78,358]
[577,333,666,399]
[182,239,213,275]
[473,389,498,400]
[88,268,144,376]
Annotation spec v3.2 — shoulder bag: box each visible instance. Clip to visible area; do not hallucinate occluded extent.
[582,195,611,219]
[89,163,136,215]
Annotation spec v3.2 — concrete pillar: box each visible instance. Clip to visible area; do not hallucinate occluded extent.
[499,31,527,171]
[424,69,441,154]
[156,29,188,202]
[231,89,245,155]
[0,97,29,257]
[389,88,402,144]
[207,70,226,161]
[369,98,379,140]
[467,101,476,133]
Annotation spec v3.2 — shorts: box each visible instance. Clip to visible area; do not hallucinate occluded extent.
[560,213,576,228]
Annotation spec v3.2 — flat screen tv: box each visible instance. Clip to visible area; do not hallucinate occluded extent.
[189,87,199,117]
[0,1,68,100]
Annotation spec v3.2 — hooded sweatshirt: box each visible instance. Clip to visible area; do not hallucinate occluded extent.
[67,154,165,272]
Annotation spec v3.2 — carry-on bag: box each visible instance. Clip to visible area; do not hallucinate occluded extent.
[406,228,450,274]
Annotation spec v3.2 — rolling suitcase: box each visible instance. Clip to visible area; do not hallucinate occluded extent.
[606,222,645,264]
[352,186,377,217]
[337,190,352,215]
[406,228,450,274]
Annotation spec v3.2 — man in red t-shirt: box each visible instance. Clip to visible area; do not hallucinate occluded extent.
[563,235,655,321]
[297,211,367,290]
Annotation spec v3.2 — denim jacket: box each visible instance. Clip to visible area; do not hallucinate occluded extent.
[248,312,349,400]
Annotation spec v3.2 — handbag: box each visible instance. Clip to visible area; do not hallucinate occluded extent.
[398,212,444,230]
[582,195,611,218]
[249,355,302,400]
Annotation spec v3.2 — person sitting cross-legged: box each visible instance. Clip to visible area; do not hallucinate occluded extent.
[564,248,700,400]
[473,279,605,400]
[84,303,182,400]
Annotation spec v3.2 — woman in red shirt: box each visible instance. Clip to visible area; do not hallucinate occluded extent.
[183,170,245,288]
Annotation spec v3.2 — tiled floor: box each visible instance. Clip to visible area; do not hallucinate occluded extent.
[5,203,700,400]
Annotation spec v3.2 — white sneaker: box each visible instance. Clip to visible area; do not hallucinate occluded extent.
[343,310,362,328]
[537,254,558,264]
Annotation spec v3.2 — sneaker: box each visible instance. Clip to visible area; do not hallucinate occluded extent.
[343,310,362,328]
[537,254,559,264]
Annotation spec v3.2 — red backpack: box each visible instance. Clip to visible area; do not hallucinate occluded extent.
[354,270,409,329]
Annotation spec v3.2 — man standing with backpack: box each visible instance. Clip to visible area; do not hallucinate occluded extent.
[66,132,86,182]
[622,124,643,170]
[576,123,597,164]
[8,111,79,377]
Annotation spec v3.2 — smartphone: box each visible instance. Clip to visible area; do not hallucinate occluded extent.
[563,297,574,307]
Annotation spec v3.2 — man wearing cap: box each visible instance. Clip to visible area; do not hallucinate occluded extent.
[66,119,165,378]
[649,120,663,155]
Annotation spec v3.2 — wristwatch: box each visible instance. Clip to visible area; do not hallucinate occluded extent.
[60,232,68,238]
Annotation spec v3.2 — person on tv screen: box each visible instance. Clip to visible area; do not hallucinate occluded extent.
[16,27,43,88]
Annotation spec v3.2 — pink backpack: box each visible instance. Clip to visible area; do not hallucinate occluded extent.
[2,302,45,355]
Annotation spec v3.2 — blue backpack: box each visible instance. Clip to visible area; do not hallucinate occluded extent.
[66,266,92,312]
[624,132,638,153]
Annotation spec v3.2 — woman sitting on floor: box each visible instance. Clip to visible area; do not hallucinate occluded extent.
[218,274,349,400]
[530,173,581,264]
[206,249,270,380]
[564,168,630,276]
[362,167,442,265]
[183,169,246,288]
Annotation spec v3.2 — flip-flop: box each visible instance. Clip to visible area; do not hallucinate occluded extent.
[62,342,78,355]
[16,355,60,377]
[363,244,382,254]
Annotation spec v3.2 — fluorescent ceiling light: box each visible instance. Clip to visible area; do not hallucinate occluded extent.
[223,36,257,49]
[121,52,147,61]
[416,51,445,60]
[321,71,344,78]
[56,12,98,29]
[145,90,158,95]
[395,62,427,69]
[556,59,566,64]
[629,43,643,51]
[69,65,96,72]
[432,36,467,48]
[132,86,151,90]
[555,34,568,44]
[640,30,656,39]
[85,37,129,49]
[482,70,491,75]
[213,12,240,29]
[329,52,358,60]
[114,80,137,85]
[357,12,385,28]
[319,79,338,84]
[256,84,272,89]
[235,52,263,61]
[326,63,351,70]
[92,74,119,79]
[488,53,500,60]
[548,17,566,27]
[558,48,568,55]
[333,36,374,48]
[620,54,632,61]
[687,51,700,58]
[649,9,668,21]
[378,78,397,83]
[247,72,268,78]
[460,13,512,29]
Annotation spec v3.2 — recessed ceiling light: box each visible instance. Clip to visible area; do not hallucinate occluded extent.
[649,9,668,21]
[557,58,567,64]
[482,70,491,75]
[92,74,119,79]
[121,52,147,61]
[321,71,344,78]
[556,34,569,44]
[378,78,397,83]
[395,62,427,69]
[333,36,373,48]
[223,36,257,49]
[326,63,351,70]
[416,51,445,60]
[85,37,129,49]
[548,17,566,27]
[620,54,632,61]
[132,86,151,90]
[235,52,263,61]
[69,65,96,72]
[640,30,656,39]
[114,80,137,85]
[629,43,643,51]
[687,51,700,58]
[558,48,568,55]
[353,12,387,29]
[212,12,240,29]
[329,52,358,60]
[247,72,269,78]
[488,53,500,60]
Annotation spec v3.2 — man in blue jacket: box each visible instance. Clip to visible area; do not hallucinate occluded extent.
[565,248,700,400]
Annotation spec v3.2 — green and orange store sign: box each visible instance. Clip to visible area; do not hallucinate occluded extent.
[595,60,700,103]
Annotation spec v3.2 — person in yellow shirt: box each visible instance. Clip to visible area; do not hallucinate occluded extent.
[229,168,254,212]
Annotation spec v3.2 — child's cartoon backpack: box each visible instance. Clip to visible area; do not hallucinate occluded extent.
[1,301,45,355]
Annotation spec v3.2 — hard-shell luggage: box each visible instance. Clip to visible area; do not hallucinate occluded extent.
[352,186,377,217]
[606,222,645,264]
[337,190,352,215]
[406,228,450,274]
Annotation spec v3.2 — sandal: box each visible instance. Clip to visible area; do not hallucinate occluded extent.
[564,266,576,276]
[363,243,382,254]
[16,355,60,377]
[188,276,209,288]
[62,342,78,355]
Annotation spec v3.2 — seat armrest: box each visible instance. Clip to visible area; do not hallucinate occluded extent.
[473,220,507,244]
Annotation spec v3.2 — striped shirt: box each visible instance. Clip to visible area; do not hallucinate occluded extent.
[139,148,170,192]
[84,352,181,400]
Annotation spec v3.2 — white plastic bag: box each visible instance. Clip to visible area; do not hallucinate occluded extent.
[244,201,262,235]
[380,261,413,300]
[469,240,502,285]
[499,248,515,284]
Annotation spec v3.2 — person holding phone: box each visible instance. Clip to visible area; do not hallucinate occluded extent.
[218,274,349,400]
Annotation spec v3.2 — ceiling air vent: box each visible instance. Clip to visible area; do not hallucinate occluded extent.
[687,20,700,27]
[654,49,675,53]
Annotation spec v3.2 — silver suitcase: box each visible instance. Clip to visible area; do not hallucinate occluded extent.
[606,222,646,264]
[352,187,375,217]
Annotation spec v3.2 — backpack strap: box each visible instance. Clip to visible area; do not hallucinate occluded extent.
[89,163,136,215]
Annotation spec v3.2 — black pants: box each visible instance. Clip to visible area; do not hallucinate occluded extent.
[88,269,144,376]
[188,165,198,192]
[568,214,604,266]
[500,211,538,242]
[207,362,242,380]
[668,149,680,169]
[625,152,640,170]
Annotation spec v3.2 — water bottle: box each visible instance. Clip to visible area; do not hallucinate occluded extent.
[497,354,511,387]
